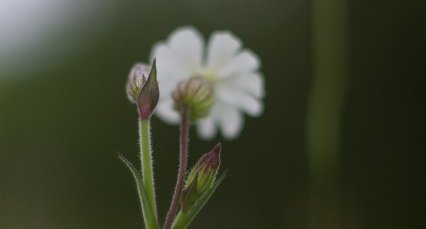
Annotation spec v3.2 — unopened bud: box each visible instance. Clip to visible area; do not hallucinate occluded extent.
[126,63,151,103]
[180,143,221,211]
[180,174,198,212]
[172,76,214,121]
[137,59,160,120]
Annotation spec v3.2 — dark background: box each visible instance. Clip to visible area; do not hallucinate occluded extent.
[0,0,424,228]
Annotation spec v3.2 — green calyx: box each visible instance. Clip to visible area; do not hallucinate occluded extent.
[172,76,214,121]
[180,143,221,212]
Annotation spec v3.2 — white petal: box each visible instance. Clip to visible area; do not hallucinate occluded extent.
[150,43,193,81]
[196,115,217,140]
[217,104,243,139]
[157,76,180,103]
[216,85,264,116]
[168,26,204,69]
[225,72,265,98]
[215,49,261,79]
[150,42,196,103]
[155,99,180,124]
[206,31,242,70]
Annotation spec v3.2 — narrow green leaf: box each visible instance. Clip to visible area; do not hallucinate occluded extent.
[118,154,160,229]
[172,172,227,229]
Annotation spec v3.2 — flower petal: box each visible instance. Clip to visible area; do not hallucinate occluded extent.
[215,49,261,79]
[168,26,204,69]
[157,76,180,102]
[150,43,192,81]
[217,104,243,139]
[155,99,180,124]
[206,31,242,70]
[216,84,263,116]
[196,115,217,140]
[225,72,265,98]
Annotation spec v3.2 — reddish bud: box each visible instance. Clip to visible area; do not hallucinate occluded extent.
[180,143,221,211]
[137,59,160,120]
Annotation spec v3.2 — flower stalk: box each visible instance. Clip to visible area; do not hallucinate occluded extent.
[163,106,190,229]
[139,119,158,219]
[123,59,160,228]
[136,60,160,221]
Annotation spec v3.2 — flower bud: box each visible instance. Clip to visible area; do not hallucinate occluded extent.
[172,76,214,121]
[126,63,151,103]
[180,174,198,212]
[180,143,221,211]
[137,59,160,120]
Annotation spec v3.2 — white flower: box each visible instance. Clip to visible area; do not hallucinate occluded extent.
[150,26,265,139]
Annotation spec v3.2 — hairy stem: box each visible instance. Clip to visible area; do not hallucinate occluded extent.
[163,107,190,229]
[139,119,158,221]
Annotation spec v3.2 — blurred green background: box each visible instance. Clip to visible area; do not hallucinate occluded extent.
[0,0,424,228]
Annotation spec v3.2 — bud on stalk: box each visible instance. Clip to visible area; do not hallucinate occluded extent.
[125,59,160,120]
[180,143,221,211]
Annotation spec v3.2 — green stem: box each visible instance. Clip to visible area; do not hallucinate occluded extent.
[139,119,158,221]
[307,0,347,228]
